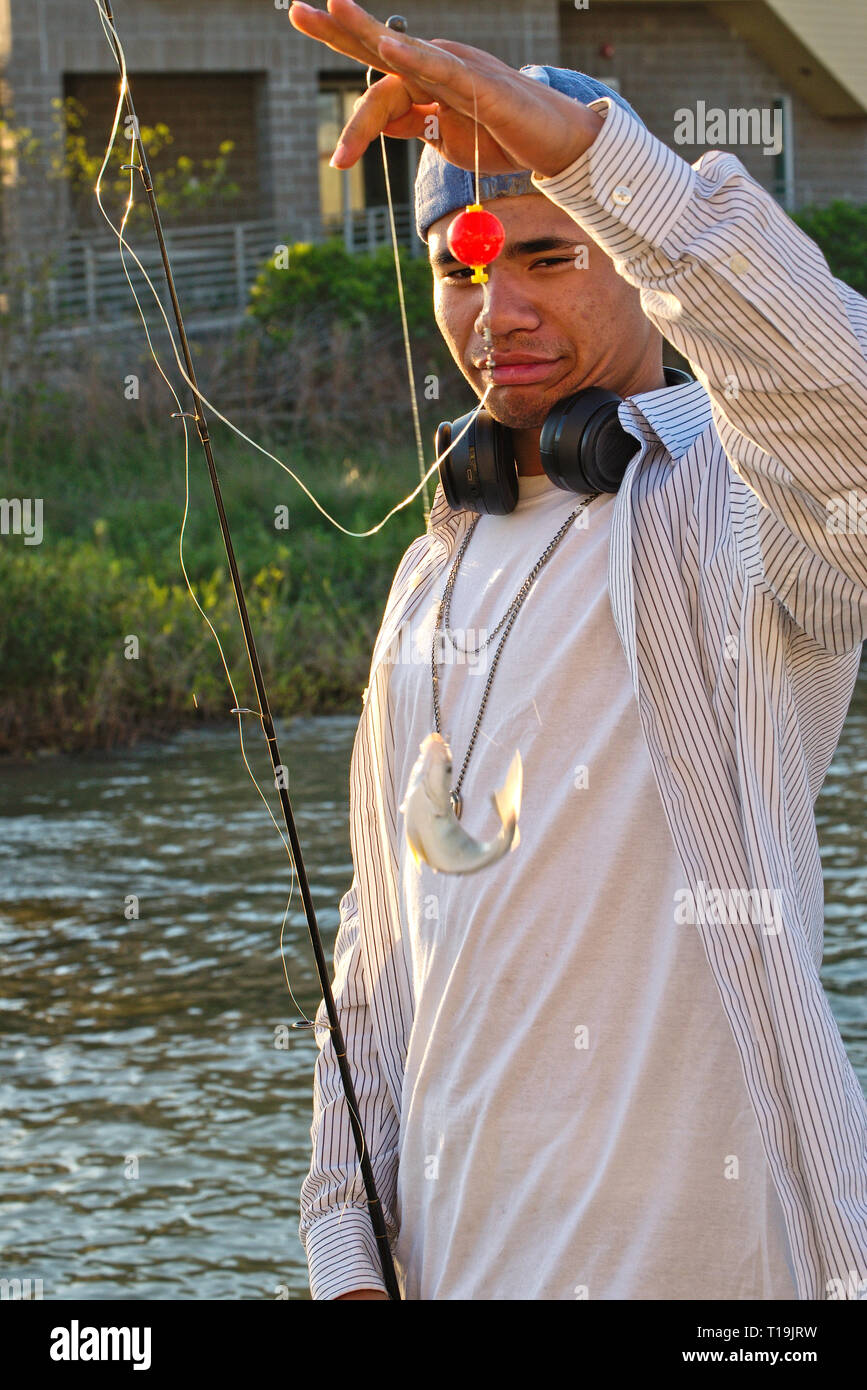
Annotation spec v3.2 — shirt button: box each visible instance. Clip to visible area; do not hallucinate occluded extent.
[612,184,633,205]
[729,252,750,276]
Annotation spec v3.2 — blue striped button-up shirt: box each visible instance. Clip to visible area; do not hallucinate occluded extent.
[299,95,867,1300]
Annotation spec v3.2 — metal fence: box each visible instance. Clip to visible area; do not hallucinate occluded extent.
[322,201,418,254]
[12,203,420,347]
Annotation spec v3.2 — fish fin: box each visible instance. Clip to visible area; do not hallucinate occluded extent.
[406,834,423,870]
[489,791,520,852]
[493,748,523,827]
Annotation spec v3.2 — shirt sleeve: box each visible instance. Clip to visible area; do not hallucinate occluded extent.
[532,96,867,655]
[298,876,399,1300]
[298,520,444,1299]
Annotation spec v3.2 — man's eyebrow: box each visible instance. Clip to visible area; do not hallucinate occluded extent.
[430,236,581,271]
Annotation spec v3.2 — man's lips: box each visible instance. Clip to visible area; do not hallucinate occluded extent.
[474,354,563,385]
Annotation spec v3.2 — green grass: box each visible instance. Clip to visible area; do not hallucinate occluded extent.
[0,395,431,757]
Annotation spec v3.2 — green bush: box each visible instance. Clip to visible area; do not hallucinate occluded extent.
[791,200,867,297]
[0,514,420,755]
[246,237,438,341]
[0,385,428,756]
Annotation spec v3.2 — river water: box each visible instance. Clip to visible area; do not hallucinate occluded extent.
[1,686,865,1301]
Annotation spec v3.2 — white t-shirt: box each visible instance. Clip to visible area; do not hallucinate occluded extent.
[387,472,798,1300]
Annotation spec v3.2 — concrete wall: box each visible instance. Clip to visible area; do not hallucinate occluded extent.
[1,0,563,261]
[64,70,264,228]
[560,2,867,206]
[2,0,321,255]
[2,0,864,272]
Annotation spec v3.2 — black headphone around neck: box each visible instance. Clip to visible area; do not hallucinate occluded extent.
[435,366,694,515]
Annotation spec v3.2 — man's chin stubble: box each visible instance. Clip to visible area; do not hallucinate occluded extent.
[488,402,552,431]
[474,382,560,431]
[469,367,584,431]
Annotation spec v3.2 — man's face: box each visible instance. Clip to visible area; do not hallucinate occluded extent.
[428,193,662,431]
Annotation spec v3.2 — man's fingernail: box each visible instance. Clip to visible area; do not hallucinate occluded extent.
[330,141,347,167]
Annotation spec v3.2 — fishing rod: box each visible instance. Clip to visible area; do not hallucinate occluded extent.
[96,0,401,1301]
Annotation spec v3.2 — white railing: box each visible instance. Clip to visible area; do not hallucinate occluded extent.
[322,202,418,254]
[12,204,421,344]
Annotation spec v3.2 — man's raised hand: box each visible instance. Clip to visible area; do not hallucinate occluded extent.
[288,0,603,179]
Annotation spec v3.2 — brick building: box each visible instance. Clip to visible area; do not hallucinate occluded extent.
[1,1,865,317]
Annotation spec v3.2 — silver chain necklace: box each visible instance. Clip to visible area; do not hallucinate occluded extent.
[431,489,600,818]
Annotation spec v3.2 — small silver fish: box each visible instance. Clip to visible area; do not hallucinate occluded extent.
[399,732,522,875]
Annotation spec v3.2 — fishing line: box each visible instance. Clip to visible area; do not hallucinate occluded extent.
[92,0,320,1036]
[89,0,488,1016]
[89,0,497,1274]
[94,0,378,1237]
[466,63,497,366]
[92,8,490,540]
[365,36,430,528]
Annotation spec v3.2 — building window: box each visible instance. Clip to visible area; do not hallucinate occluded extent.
[318,86,366,224]
[64,72,262,230]
[772,94,794,211]
[318,77,418,250]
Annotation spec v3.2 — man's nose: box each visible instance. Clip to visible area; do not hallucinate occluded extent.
[474,270,541,339]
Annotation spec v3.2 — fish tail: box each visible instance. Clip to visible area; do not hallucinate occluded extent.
[492,748,523,852]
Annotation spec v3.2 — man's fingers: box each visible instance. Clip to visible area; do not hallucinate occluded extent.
[291,0,429,78]
[428,38,520,80]
[290,0,412,73]
[288,1,379,69]
[331,74,416,166]
[382,102,441,143]
[290,3,438,110]
[377,32,517,126]
[327,0,397,51]
[290,1,532,173]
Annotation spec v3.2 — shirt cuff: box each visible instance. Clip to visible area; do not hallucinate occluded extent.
[302,1206,390,1300]
[531,95,698,264]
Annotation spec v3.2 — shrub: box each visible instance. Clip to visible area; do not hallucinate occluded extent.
[246,238,437,341]
[791,200,867,297]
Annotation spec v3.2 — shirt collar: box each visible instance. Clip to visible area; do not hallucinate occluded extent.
[427,477,470,552]
[617,373,713,461]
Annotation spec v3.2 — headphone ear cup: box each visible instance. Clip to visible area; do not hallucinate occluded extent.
[436,409,519,515]
[540,389,640,493]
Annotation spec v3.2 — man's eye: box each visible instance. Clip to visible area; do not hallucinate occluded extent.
[443,257,574,282]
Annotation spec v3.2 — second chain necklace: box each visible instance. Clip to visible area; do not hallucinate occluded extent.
[431,490,600,818]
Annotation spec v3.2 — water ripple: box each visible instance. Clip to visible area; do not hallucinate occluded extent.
[0,691,864,1300]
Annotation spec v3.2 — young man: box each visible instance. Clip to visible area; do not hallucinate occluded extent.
[290,0,867,1300]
